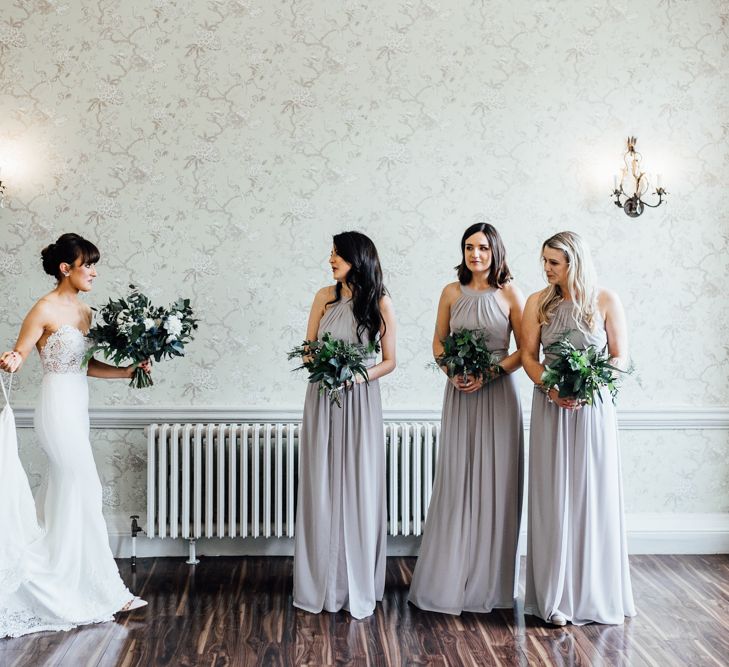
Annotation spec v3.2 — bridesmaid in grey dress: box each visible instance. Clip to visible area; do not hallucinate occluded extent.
[522,231,636,626]
[409,223,525,614]
[293,231,397,619]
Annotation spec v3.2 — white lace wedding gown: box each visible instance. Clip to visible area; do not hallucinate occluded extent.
[0,325,134,638]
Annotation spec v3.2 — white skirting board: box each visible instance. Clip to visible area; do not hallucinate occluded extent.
[106,512,729,559]
[624,513,729,555]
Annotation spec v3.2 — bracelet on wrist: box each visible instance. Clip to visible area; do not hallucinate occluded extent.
[537,384,555,403]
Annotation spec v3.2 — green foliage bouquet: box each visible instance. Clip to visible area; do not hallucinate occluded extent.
[434,329,501,383]
[287,332,379,406]
[83,286,198,388]
[541,334,626,405]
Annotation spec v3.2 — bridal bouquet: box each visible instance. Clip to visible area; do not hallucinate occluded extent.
[434,329,501,383]
[83,286,198,388]
[541,334,626,405]
[287,332,379,406]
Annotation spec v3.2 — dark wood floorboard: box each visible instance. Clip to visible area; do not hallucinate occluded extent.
[1,554,728,666]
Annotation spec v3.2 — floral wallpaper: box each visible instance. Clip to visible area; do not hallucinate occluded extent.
[1,1,728,518]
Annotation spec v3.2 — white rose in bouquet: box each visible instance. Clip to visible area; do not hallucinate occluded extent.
[165,315,183,337]
[84,287,198,388]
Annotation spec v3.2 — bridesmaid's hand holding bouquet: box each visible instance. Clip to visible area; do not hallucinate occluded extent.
[541,335,628,406]
[83,286,198,388]
[434,329,502,388]
[288,332,379,407]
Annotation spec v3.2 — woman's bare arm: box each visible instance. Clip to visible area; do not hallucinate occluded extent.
[495,282,526,375]
[600,288,629,371]
[0,302,53,373]
[359,295,396,382]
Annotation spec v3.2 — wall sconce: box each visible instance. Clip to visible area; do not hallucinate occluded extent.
[611,137,667,217]
[0,169,6,208]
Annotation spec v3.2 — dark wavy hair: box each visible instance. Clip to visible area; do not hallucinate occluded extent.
[41,233,100,281]
[328,231,387,343]
[455,223,512,287]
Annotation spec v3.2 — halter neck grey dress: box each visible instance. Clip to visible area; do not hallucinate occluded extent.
[524,300,636,625]
[409,284,524,614]
[293,297,386,619]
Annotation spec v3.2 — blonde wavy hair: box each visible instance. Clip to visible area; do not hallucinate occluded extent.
[537,231,597,332]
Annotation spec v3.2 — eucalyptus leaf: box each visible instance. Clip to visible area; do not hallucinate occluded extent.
[84,287,198,388]
[541,331,630,405]
[287,332,378,406]
[433,328,499,383]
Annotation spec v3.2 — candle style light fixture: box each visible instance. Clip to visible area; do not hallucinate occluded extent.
[611,137,667,217]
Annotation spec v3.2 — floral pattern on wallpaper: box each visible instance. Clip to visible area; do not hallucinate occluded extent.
[0,0,727,415]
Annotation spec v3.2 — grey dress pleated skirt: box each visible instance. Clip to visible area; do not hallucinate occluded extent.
[293,297,386,619]
[409,284,524,614]
[524,300,636,625]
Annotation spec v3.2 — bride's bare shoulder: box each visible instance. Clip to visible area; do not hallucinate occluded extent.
[29,294,57,319]
[16,296,58,338]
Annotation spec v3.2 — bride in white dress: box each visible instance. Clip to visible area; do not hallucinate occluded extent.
[0,233,151,639]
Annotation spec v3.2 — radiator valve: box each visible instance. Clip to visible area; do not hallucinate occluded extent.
[130,515,144,568]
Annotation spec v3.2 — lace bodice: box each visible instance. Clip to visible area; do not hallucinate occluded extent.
[39,326,91,375]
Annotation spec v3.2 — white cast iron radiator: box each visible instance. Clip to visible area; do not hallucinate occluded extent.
[146,422,441,545]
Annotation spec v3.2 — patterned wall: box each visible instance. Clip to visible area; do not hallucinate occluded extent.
[1,1,728,516]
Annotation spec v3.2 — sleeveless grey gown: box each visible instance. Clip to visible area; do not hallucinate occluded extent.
[293,297,386,619]
[409,284,524,614]
[524,301,636,625]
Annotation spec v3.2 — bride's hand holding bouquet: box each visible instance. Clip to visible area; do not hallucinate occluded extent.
[83,286,198,388]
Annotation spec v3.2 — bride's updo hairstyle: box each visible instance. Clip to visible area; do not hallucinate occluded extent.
[329,231,387,344]
[41,233,100,282]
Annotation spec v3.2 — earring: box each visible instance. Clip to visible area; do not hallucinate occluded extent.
[63,272,70,277]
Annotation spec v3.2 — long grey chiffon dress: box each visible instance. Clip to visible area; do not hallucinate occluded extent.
[293,296,386,619]
[409,284,524,614]
[524,300,636,625]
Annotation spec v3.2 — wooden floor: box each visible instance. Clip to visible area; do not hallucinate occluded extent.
[2,555,728,666]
